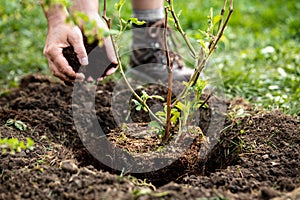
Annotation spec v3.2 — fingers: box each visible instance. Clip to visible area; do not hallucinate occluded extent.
[44,25,88,83]
[48,59,74,82]
[44,45,77,82]
[103,37,118,65]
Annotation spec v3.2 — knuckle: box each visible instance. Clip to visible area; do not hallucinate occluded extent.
[52,71,59,77]
[43,45,54,57]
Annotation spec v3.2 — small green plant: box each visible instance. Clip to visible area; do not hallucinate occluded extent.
[0,137,34,154]
[109,0,233,143]
[5,118,28,131]
[49,0,233,143]
[103,0,234,143]
[131,90,164,112]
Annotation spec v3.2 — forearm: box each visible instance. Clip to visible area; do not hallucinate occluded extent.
[41,1,69,27]
[70,0,99,18]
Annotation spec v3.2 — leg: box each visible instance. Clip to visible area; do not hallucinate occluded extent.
[131,0,164,22]
[131,0,164,10]
[129,0,193,81]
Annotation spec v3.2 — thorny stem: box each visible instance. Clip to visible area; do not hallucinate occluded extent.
[162,7,172,143]
[171,0,233,107]
[102,0,164,126]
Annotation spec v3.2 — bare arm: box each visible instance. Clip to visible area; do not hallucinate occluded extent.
[70,0,117,74]
[41,1,87,82]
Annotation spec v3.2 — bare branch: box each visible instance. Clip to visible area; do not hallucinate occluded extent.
[162,6,173,143]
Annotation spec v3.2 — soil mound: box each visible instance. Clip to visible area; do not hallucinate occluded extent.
[0,74,299,199]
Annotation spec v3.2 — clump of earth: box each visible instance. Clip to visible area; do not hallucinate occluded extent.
[0,74,299,200]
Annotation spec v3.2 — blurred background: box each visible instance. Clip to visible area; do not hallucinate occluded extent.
[0,0,299,116]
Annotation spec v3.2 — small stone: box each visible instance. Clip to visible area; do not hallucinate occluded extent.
[60,160,78,174]
[261,187,280,199]
[262,154,269,160]
[74,179,83,188]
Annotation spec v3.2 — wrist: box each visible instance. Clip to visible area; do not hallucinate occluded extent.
[43,4,69,26]
[70,0,99,15]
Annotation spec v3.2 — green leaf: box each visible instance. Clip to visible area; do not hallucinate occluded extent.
[131,99,140,106]
[213,14,222,25]
[19,141,26,150]
[150,95,165,101]
[170,108,180,124]
[136,105,142,111]
[198,39,209,54]
[114,0,126,11]
[156,111,166,117]
[26,137,34,150]
[175,101,185,111]
[148,121,161,129]
[5,119,14,126]
[177,10,182,17]
[128,18,146,26]
[148,121,164,136]
[14,120,27,131]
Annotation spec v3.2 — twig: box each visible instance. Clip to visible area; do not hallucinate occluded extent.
[217,0,228,33]
[162,6,172,143]
[102,0,111,28]
[101,0,164,126]
[199,88,215,109]
[166,0,197,59]
[209,0,233,54]
[171,0,233,107]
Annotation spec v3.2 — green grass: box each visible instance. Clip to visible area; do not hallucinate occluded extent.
[0,0,299,116]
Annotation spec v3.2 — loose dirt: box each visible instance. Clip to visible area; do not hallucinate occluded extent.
[0,74,299,200]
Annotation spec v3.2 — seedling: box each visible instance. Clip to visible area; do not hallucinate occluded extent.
[0,137,34,154]
[52,0,234,143]
[6,118,28,131]
[131,90,165,112]
[102,0,233,143]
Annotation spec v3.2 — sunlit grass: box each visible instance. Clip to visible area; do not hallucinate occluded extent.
[0,0,299,116]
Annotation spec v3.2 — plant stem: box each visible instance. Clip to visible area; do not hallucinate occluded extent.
[162,6,172,143]
[199,88,215,109]
[102,2,165,126]
[166,0,197,59]
[171,0,234,107]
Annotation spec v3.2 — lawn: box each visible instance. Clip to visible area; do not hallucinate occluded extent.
[0,0,299,116]
[0,1,299,199]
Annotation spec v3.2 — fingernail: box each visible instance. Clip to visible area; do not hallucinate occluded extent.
[81,57,89,66]
[97,77,104,82]
[76,73,85,81]
[106,67,117,76]
[87,76,94,82]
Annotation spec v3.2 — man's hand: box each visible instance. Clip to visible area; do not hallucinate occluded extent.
[42,1,118,83]
[44,22,88,82]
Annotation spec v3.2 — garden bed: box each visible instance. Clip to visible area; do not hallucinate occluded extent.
[0,74,299,199]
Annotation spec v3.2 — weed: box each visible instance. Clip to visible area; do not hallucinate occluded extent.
[5,118,28,131]
[0,136,34,154]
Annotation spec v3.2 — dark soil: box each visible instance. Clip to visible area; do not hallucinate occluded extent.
[0,74,299,200]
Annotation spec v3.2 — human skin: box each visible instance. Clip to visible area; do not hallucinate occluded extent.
[41,0,164,82]
[41,0,117,82]
[131,0,164,10]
